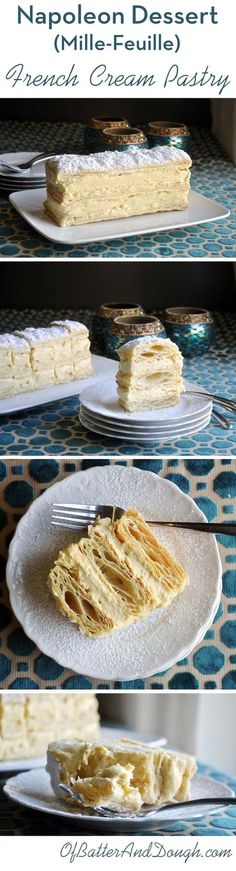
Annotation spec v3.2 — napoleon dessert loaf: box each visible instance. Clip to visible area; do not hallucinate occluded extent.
[44,146,192,227]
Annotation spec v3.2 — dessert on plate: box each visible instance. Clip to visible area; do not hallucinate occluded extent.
[0,319,92,399]
[48,508,188,637]
[47,738,196,811]
[0,693,99,761]
[44,146,192,228]
[117,336,184,412]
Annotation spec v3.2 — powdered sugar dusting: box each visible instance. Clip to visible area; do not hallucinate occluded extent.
[118,336,176,354]
[15,326,72,344]
[50,320,88,334]
[6,466,221,681]
[49,146,190,175]
[0,334,29,350]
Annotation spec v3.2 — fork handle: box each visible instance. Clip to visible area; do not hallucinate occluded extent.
[163,797,236,811]
[148,521,236,535]
[185,391,236,413]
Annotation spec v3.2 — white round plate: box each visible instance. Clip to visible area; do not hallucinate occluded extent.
[80,401,212,430]
[80,409,211,441]
[6,466,222,680]
[4,769,234,832]
[80,405,210,438]
[80,378,211,423]
[80,405,211,432]
[0,727,166,773]
[0,152,45,180]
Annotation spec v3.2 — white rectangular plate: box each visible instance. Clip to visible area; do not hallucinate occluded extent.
[0,354,117,415]
[9,188,229,246]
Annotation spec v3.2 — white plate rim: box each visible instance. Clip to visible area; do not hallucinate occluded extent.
[6,465,222,680]
[9,188,229,246]
[3,769,234,827]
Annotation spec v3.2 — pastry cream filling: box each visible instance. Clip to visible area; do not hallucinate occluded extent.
[117,337,184,412]
[44,147,191,227]
[47,739,196,811]
[0,694,99,761]
[0,320,92,400]
[48,508,188,637]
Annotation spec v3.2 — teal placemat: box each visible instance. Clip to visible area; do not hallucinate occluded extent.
[0,458,235,690]
[0,123,235,258]
[0,760,235,835]
[0,309,235,457]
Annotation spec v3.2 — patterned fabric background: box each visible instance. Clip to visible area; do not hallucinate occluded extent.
[0,458,235,690]
[0,760,236,836]
[0,123,235,258]
[0,309,235,457]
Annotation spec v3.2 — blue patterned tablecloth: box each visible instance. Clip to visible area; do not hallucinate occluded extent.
[0,458,235,690]
[0,309,235,457]
[0,759,235,836]
[0,123,235,259]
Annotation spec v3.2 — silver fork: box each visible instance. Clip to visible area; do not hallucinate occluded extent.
[185,390,236,414]
[0,151,70,174]
[51,504,236,536]
[59,784,236,818]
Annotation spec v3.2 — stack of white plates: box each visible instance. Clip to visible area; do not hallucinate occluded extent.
[80,379,213,442]
[0,152,46,192]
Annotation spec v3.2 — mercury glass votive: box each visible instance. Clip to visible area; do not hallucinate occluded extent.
[101,126,149,152]
[146,121,191,155]
[110,314,166,359]
[162,307,215,356]
[93,302,144,352]
[84,116,130,153]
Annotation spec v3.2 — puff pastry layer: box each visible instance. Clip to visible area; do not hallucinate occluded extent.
[48,508,188,637]
[117,337,184,412]
[44,147,191,227]
[47,738,196,811]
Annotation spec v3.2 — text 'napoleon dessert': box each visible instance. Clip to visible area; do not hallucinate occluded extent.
[44,146,192,227]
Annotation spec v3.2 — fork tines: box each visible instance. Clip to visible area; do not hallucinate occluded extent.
[51,503,98,529]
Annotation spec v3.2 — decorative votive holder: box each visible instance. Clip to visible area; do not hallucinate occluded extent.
[110,314,166,359]
[162,307,215,356]
[93,303,144,353]
[84,117,130,153]
[101,126,149,152]
[146,121,191,155]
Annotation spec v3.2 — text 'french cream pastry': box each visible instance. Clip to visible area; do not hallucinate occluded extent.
[47,738,196,811]
[117,336,184,412]
[48,508,188,637]
[0,319,92,400]
[44,146,192,227]
[0,693,99,761]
